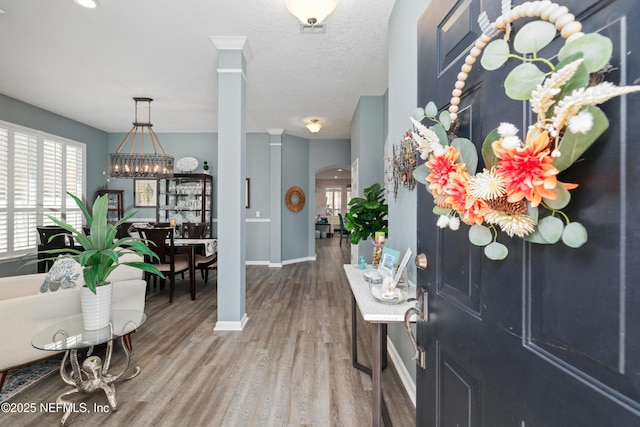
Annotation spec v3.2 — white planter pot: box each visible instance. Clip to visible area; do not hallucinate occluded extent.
[80,283,113,330]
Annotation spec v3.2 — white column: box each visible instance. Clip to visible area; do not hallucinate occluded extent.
[267,129,283,267]
[211,36,252,331]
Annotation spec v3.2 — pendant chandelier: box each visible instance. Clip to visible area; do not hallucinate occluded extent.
[109,97,174,179]
[285,0,337,26]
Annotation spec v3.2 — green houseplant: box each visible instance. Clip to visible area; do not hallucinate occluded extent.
[343,183,388,245]
[27,192,163,329]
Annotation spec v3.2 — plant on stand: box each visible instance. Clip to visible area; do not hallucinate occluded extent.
[343,183,389,265]
[29,192,163,330]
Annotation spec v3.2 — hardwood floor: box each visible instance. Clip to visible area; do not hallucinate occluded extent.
[5,237,416,426]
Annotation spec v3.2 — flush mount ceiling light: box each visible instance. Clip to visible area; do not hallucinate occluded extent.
[306,119,322,133]
[109,97,174,179]
[286,0,337,26]
[73,0,99,9]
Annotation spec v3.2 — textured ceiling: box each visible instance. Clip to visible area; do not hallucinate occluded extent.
[0,0,395,140]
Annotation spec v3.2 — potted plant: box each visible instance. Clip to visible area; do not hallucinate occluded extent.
[344,183,388,261]
[30,192,163,330]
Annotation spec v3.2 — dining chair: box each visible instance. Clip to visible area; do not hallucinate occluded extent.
[137,227,193,303]
[337,213,350,247]
[36,225,75,273]
[182,222,207,239]
[197,253,218,285]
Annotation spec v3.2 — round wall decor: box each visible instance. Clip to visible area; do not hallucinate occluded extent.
[285,186,306,212]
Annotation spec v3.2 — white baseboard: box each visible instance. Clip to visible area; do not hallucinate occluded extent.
[246,260,270,266]
[387,336,416,408]
[281,256,316,265]
[214,313,249,331]
[268,262,283,268]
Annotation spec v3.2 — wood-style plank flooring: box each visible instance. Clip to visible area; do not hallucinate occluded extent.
[4,237,416,426]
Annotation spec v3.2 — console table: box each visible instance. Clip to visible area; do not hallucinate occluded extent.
[32,310,146,425]
[343,264,416,427]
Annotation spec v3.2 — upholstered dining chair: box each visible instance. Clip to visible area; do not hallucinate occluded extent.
[197,253,217,285]
[137,227,192,303]
[337,213,350,247]
[182,222,208,239]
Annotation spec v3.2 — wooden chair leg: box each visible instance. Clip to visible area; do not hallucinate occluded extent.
[169,274,175,303]
[0,370,7,392]
[123,333,133,352]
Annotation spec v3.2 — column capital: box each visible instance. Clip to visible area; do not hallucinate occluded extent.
[267,128,285,136]
[210,36,253,63]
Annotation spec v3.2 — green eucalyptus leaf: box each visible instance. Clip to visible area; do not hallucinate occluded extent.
[553,106,609,171]
[538,216,564,244]
[543,184,571,210]
[451,138,478,174]
[558,33,613,73]
[433,206,452,216]
[431,123,448,145]
[439,110,451,131]
[484,242,509,260]
[469,224,492,246]
[413,164,430,184]
[513,21,557,54]
[412,107,426,121]
[527,204,539,224]
[425,101,439,118]
[562,222,588,248]
[505,63,545,100]
[481,39,510,70]
[522,228,552,244]
[481,129,501,169]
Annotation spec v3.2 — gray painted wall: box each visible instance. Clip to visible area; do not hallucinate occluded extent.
[385,0,433,390]
[350,95,386,264]
[281,134,310,262]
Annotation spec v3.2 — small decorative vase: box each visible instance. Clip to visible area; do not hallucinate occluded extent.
[80,282,113,331]
[372,242,384,267]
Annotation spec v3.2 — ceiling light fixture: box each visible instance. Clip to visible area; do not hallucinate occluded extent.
[109,97,174,179]
[73,0,99,9]
[285,0,337,26]
[306,119,322,133]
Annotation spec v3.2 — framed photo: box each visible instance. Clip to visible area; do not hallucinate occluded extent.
[378,247,400,277]
[134,179,158,207]
[393,247,413,287]
[246,178,251,209]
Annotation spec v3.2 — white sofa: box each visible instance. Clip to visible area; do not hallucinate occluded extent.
[0,255,147,391]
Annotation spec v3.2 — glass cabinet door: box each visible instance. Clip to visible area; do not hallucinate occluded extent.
[157,173,213,236]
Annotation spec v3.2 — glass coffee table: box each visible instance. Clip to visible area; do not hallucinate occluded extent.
[32,310,146,425]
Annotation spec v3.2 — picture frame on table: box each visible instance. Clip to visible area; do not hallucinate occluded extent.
[378,247,400,278]
[134,179,158,207]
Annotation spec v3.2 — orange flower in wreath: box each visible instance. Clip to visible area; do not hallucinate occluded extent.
[426,145,463,196]
[493,129,559,207]
[445,170,486,226]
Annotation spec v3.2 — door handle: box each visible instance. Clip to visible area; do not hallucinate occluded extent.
[404,287,428,370]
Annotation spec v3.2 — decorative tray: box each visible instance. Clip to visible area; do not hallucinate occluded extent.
[369,284,407,305]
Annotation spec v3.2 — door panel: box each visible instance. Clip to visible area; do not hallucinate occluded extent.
[415,0,640,425]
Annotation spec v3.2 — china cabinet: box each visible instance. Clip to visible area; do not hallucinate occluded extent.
[157,173,213,236]
[96,189,124,223]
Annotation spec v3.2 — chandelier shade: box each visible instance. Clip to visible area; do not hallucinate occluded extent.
[285,0,337,26]
[306,119,322,133]
[109,97,174,179]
